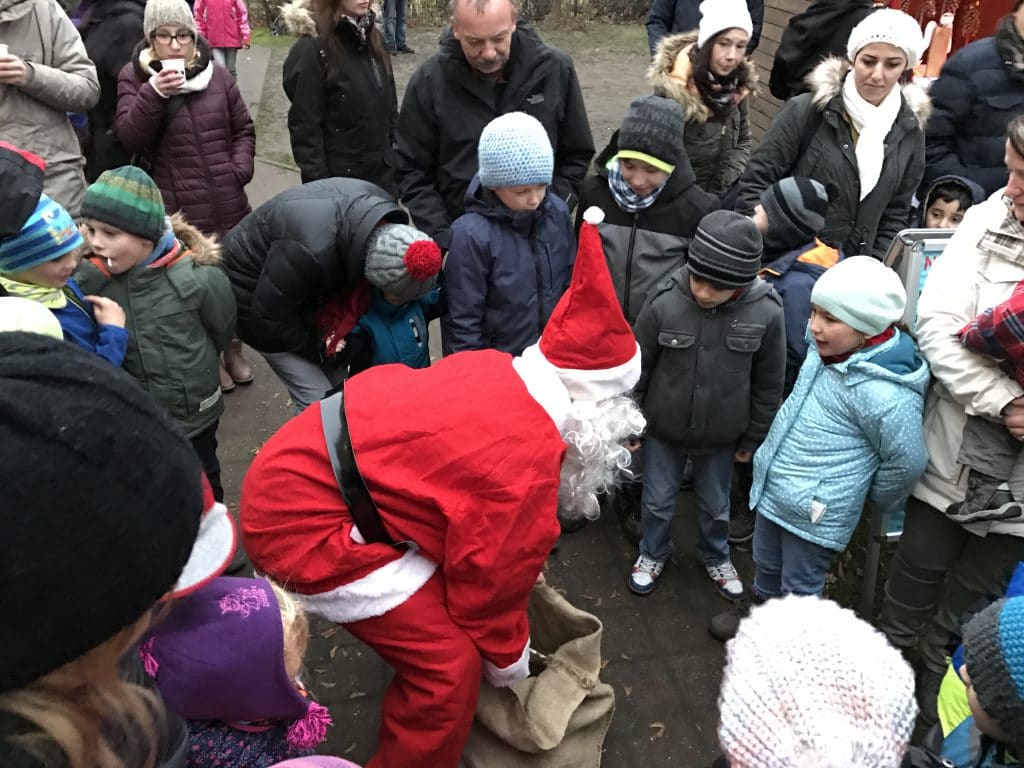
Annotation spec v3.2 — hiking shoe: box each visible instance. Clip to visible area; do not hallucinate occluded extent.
[706,561,744,601]
[728,508,755,546]
[709,601,751,642]
[629,554,665,595]
[397,44,415,53]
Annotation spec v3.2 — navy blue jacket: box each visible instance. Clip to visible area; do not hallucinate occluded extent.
[441,179,575,356]
[54,278,128,366]
[646,0,764,56]
[922,36,1024,197]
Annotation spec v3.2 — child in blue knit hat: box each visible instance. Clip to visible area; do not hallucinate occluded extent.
[441,112,575,357]
[0,193,127,366]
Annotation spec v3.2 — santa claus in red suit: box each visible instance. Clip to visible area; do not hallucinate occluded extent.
[240,208,645,768]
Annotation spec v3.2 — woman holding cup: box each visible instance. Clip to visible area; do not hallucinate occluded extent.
[115,0,258,389]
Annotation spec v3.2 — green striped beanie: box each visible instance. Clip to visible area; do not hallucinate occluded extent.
[82,166,166,243]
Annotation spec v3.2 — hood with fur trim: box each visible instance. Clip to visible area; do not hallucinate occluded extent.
[805,56,932,128]
[172,213,220,266]
[647,30,758,125]
[281,0,317,36]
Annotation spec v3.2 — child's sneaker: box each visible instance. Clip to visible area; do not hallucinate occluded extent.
[629,554,665,595]
[706,561,744,601]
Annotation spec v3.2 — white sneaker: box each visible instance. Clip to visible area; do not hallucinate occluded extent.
[706,561,744,601]
[629,554,665,595]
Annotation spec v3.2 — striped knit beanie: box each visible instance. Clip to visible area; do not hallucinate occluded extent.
[760,177,830,251]
[364,223,442,304]
[963,597,1024,744]
[82,166,166,243]
[0,194,83,274]
[687,210,763,288]
[477,112,554,190]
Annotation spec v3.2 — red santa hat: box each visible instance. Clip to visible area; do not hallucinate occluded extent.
[537,207,641,401]
[166,475,237,599]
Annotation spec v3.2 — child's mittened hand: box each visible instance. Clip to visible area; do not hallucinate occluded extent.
[85,295,126,328]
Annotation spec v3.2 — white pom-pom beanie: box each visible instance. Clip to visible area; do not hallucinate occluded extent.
[696,0,753,49]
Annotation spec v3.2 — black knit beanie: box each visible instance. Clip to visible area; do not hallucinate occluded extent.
[0,142,45,240]
[687,210,764,288]
[0,332,204,693]
[963,597,1024,745]
[760,177,831,252]
[617,95,685,173]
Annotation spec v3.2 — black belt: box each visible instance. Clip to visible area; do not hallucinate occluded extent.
[321,391,395,546]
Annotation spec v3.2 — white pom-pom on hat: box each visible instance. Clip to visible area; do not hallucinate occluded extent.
[582,206,605,225]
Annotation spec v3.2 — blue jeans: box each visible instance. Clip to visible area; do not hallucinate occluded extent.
[384,0,407,49]
[752,512,835,598]
[639,437,732,566]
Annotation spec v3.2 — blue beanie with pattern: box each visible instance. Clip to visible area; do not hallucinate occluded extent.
[477,112,553,190]
[0,194,83,275]
[964,596,1024,743]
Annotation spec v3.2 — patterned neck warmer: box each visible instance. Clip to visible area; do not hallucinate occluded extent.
[0,276,67,309]
[341,13,373,43]
[606,158,667,214]
[690,47,742,119]
[997,14,1024,73]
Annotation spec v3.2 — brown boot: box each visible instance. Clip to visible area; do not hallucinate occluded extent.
[223,338,254,385]
[219,362,236,393]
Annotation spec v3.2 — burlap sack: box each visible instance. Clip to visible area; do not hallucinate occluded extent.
[459,584,615,768]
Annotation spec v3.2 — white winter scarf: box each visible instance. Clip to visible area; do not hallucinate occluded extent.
[140,48,214,96]
[841,71,903,201]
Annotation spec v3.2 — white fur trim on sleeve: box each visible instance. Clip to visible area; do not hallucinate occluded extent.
[297,545,438,624]
[545,341,642,402]
[483,639,531,687]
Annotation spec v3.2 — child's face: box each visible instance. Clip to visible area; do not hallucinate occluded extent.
[620,158,670,198]
[809,305,866,357]
[961,665,1014,744]
[751,204,770,234]
[7,250,78,289]
[84,220,153,275]
[924,198,965,230]
[492,183,547,212]
[689,275,736,310]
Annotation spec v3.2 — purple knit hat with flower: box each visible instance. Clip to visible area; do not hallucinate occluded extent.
[139,576,331,750]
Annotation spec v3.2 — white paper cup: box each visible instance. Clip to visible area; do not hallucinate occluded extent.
[0,44,9,57]
[163,57,185,73]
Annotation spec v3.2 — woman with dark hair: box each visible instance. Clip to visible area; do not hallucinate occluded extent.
[281,0,398,196]
[646,0,757,198]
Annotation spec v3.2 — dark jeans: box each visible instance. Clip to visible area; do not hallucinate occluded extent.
[190,420,223,503]
[879,496,1024,673]
[384,0,407,49]
[752,512,835,597]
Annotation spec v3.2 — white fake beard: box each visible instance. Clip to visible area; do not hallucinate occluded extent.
[558,394,646,522]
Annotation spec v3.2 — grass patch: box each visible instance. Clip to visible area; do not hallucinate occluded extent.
[251,28,297,48]
[533,21,647,55]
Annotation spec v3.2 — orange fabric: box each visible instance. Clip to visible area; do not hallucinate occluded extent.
[796,240,841,269]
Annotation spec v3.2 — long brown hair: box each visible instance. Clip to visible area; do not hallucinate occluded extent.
[312,0,393,82]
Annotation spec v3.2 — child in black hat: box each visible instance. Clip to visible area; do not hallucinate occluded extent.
[629,210,786,601]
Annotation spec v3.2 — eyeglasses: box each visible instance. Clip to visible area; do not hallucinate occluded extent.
[153,30,195,44]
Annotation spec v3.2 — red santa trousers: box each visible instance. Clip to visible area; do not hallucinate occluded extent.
[345,571,482,768]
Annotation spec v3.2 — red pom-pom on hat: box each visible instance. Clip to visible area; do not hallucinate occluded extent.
[403,240,442,281]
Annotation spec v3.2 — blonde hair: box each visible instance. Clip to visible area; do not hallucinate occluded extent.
[271,583,310,683]
[0,614,161,768]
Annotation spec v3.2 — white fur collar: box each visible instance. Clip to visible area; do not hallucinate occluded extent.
[806,56,932,128]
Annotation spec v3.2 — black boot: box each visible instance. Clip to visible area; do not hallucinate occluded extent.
[709,589,766,642]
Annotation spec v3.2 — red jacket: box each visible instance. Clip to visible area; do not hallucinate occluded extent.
[194,0,250,49]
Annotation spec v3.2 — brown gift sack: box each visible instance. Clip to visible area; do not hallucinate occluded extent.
[459,584,615,768]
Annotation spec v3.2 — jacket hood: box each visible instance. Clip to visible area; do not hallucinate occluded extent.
[0,0,32,21]
[923,174,988,208]
[172,213,220,265]
[647,30,758,124]
[806,57,932,128]
[281,0,316,36]
[593,130,699,196]
[463,175,552,230]
[762,240,841,277]
[831,328,930,394]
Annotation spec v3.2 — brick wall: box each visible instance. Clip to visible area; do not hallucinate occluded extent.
[749,0,809,141]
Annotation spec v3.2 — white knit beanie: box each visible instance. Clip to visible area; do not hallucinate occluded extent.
[718,596,918,768]
[697,0,753,49]
[810,256,906,337]
[846,9,925,70]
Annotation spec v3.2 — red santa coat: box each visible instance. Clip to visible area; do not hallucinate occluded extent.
[241,349,566,672]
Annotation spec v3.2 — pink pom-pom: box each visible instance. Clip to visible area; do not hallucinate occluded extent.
[403,240,442,281]
[138,639,159,677]
[286,701,332,749]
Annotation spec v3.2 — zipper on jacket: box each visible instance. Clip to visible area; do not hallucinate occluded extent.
[529,220,545,335]
[622,214,639,319]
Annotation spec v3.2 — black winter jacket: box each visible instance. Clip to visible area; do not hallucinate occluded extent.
[395,22,594,249]
[735,58,930,261]
[921,35,1024,197]
[634,267,786,454]
[767,0,875,101]
[76,0,145,181]
[220,178,407,358]
[282,7,398,195]
[646,0,764,57]
[577,132,719,324]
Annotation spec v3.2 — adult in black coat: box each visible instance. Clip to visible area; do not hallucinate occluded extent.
[280,0,398,196]
[768,0,876,101]
[395,0,594,250]
[75,0,145,181]
[220,178,409,410]
[920,3,1024,197]
[646,0,764,57]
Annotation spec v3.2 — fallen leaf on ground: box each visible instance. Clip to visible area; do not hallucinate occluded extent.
[623,685,633,698]
[320,682,336,688]
[329,645,339,659]
[349,691,366,699]
[649,722,666,740]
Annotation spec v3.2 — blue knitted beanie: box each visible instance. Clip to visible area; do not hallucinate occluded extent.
[0,194,83,274]
[964,596,1024,743]
[477,112,553,190]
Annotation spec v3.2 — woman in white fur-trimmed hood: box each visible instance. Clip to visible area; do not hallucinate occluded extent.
[734,9,930,261]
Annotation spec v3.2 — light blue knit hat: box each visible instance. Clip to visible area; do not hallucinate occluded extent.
[477,112,553,190]
[0,194,83,274]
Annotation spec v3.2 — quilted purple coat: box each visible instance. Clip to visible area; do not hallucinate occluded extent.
[115,38,255,237]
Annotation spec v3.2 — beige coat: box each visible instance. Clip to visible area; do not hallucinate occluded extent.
[915,191,1024,537]
[0,0,99,215]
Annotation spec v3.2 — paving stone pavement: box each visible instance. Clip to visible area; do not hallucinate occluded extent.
[221,39,749,767]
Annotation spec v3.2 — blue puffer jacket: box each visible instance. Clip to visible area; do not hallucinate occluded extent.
[54,277,128,366]
[441,178,575,356]
[751,329,930,552]
[354,287,438,369]
[922,35,1024,197]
